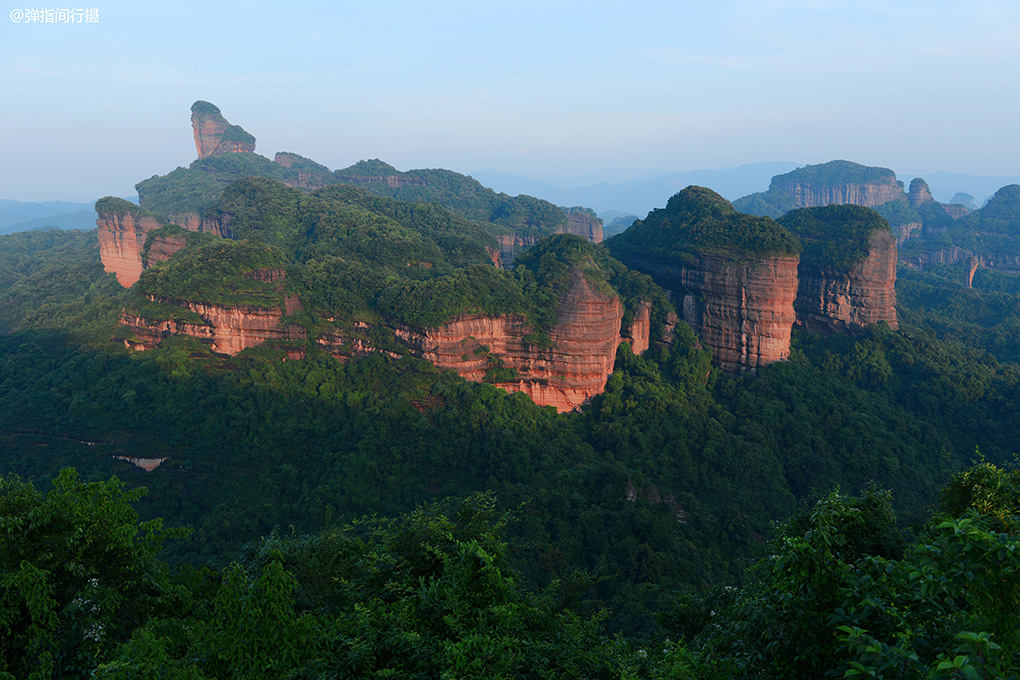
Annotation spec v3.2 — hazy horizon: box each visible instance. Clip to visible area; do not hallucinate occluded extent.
[3,0,1019,203]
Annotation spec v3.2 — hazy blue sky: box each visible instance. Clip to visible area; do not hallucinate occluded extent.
[2,0,1019,201]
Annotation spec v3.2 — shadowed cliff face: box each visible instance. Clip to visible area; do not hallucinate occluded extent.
[795,230,898,334]
[622,253,799,372]
[122,268,632,412]
[773,179,903,209]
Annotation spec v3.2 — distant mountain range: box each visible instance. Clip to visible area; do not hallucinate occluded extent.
[3,164,1020,238]
[470,162,800,218]
[471,165,1020,220]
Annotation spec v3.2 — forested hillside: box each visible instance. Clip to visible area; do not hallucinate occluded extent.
[1,174,1019,675]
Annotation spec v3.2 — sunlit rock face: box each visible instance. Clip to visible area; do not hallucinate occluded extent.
[122,269,630,413]
[191,101,255,158]
[96,211,164,287]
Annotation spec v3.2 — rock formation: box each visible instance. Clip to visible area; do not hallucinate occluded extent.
[620,252,799,371]
[191,101,256,158]
[793,229,898,333]
[562,208,604,244]
[779,205,898,334]
[95,201,165,287]
[274,152,334,190]
[123,296,307,356]
[908,178,934,208]
[123,268,628,413]
[95,198,231,287]
[608,186,802,372]
[772,174,903,209]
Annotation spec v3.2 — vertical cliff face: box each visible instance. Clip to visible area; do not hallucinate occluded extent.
[496,212,604,266]
[122,298,307,355]
[143,232,189,268]
[394,269,624,412]
[191,101,256,158]
[773,179,904,209]
[620,301,652,354]
[608,186,802,372]
[618,253,799,372]
[562,209,604,244]
[124,269,627,412]
[908,178,934,207]
[96,210,165,287]
[794,230,898,334]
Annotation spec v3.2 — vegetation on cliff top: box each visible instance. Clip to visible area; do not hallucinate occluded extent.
[94,196,153,218]
[779,204,891,269]
[772,159,898,186]
[609,185,801,261]
[190,100,221,116]
[220,124,256,146]
[133,239,287,308]
[135,153,285,218]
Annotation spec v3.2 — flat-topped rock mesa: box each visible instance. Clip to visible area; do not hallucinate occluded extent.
[769,160,904,209]
[608,187,802,372]
[733,160,907,221]
[778,205,898,334]
[191,100,256,158]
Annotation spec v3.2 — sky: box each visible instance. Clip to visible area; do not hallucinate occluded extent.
[2,0,1020,202]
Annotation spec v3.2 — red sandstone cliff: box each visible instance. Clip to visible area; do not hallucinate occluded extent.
[795,230,898,334]
[123,297,307,356]
[97,208,230,287]
[619,253,799,372]
[96,211,165,287]
[122,269,629,412]
[772,177,903,209]
[496,212,604,266]
[191,101,255,158]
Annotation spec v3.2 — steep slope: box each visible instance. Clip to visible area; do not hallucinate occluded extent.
[779,205,898,333]
[608,187,801,372]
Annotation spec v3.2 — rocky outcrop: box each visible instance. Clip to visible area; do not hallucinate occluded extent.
[96,210,165,287]
[795,230,898,334]
[496,212,604,266]
[394,269,623,412]
[908,178,934,207]
[96,203,232,287]
[774,178,903,209]
[562,209,604,244]
[191,101,255,158]
[620,301,651,354]
[124,269,628,412]
[274,152,334,190]
[943,204,969,220]
[620,253,799,372]
[123,297,307,356]
[143,232,189,268]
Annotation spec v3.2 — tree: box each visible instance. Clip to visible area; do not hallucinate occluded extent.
[0,469,183,679]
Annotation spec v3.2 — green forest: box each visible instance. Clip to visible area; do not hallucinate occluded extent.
[2,169,1020,676]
